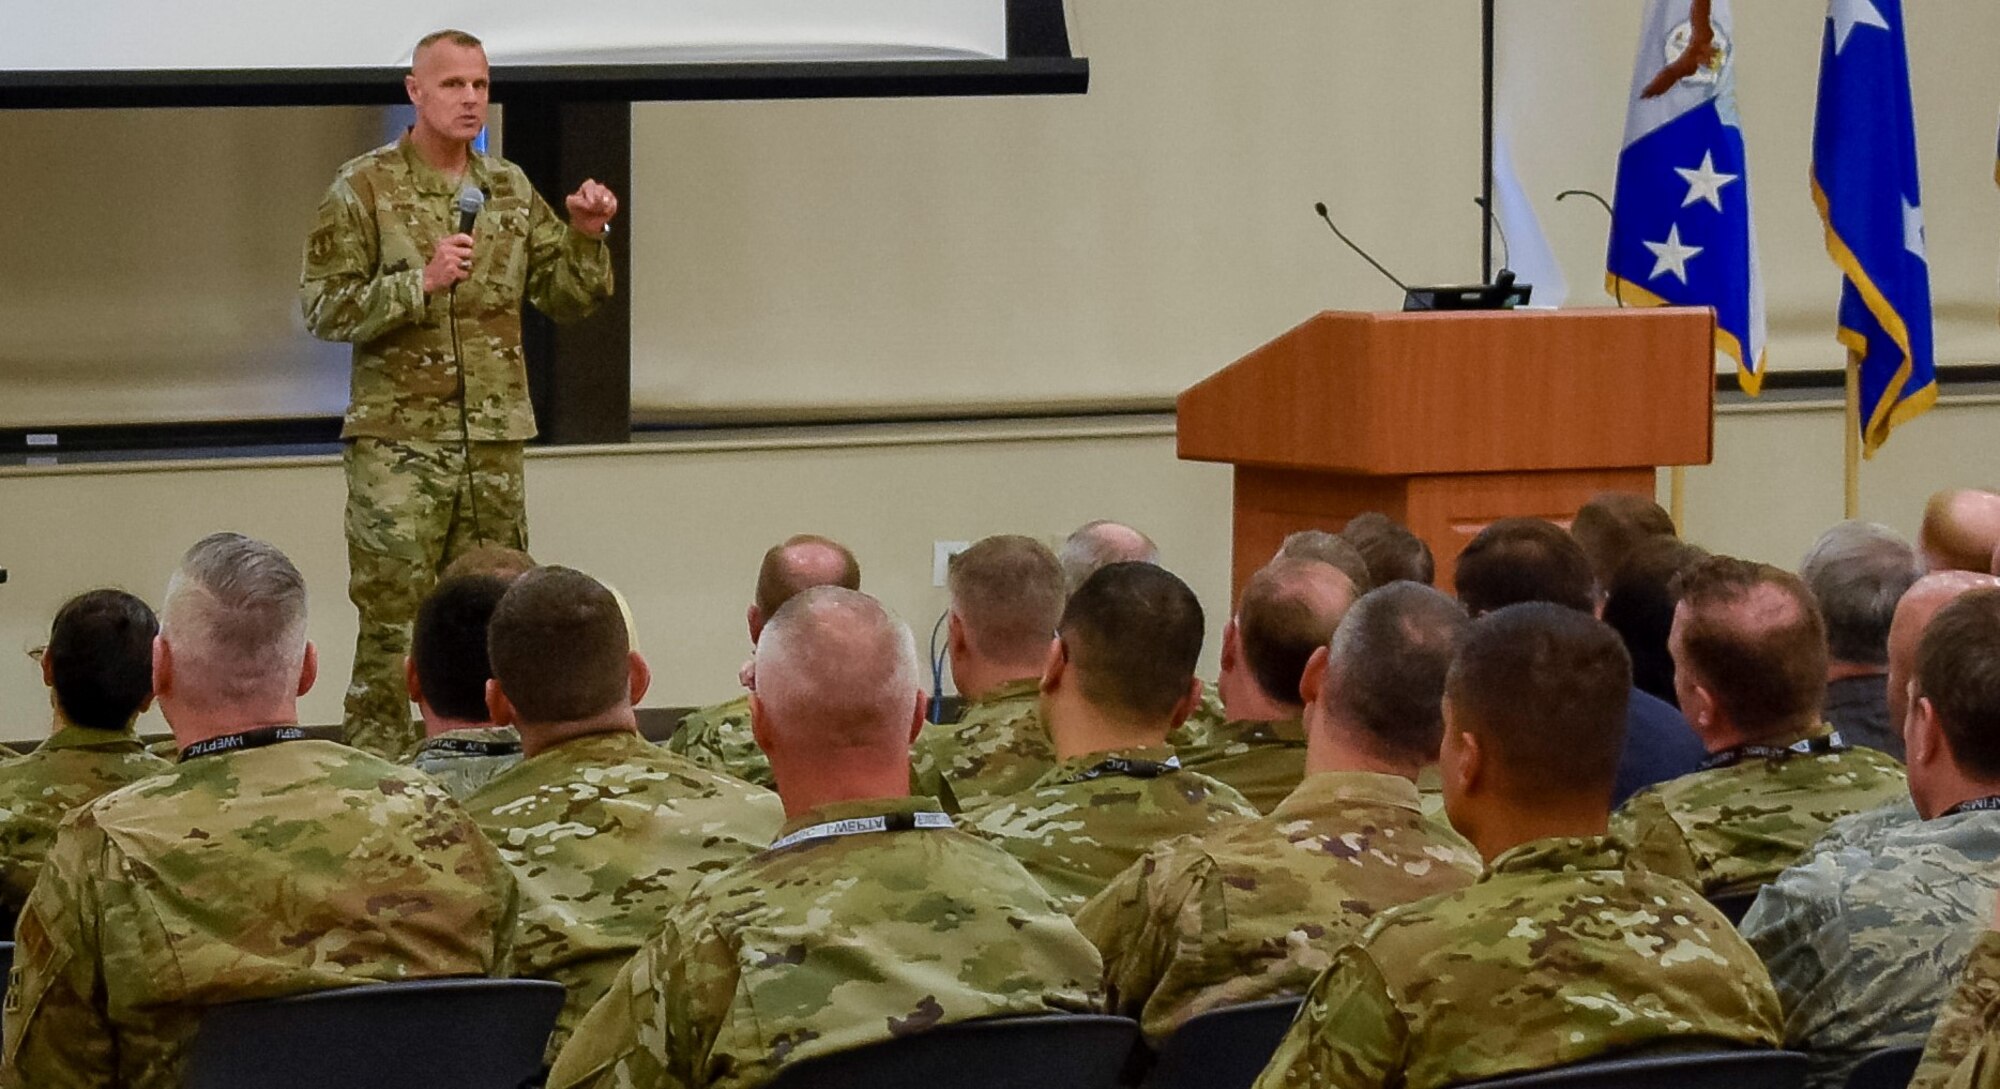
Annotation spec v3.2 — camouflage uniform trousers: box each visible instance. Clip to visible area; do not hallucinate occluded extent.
[344,437,526,758]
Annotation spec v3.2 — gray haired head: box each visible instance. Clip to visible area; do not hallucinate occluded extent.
[1800,521,1924,666]
[1059,520,1159,595]
[161,532,310,707]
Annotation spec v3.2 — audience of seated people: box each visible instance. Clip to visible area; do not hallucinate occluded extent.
[1175,557,1357,812]
[1077,581,1478,1040]
[1798,521,1926,759]
[1338,511,1435,586]
[667,533,862,789]
[403,573,525,797]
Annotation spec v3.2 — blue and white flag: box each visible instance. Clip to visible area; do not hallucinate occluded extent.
[1608,0,1766,393]
[1813,0,1935,457]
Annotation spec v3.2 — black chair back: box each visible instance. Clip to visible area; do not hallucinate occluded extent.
[1456,1049,1809,1089]
[1140,997,1303,1089]
[181,977,565,1089]
[763,1013,1140,1089]
[1709,893,1759,927]
[1846,1045,1924,1089]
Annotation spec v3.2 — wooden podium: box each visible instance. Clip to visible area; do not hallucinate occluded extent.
[1178,308,1715,594]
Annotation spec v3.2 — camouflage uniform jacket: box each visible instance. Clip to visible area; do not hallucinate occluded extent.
[1075,771,1481,1040]
[963,746,1260,913]
[545,795,1105,1089]
[465,730,783,1057]
[0,736,518,1089]
[1911,929,2000,1089]
[910,679,1053,814]
[300,133,613,441]
[1171,684,1228,750]
[667,694,774,790]
[1175,717,1308,814]
[409,724,524,799]
[1251,836,1785,1089]
[1740,807,2000,1089]
[1611,727,1910,897]
[0,723,170,923]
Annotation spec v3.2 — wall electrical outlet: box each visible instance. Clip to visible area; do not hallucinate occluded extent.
[932,540,971,587]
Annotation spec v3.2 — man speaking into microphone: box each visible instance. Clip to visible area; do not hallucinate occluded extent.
[301,28,616,758]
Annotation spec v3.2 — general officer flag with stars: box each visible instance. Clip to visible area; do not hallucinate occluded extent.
[1609,0,1766,393]
[1812,0,1936,457]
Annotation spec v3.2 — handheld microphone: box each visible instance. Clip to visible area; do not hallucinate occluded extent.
[455,185,485,235]
[1471,196,1513,274]
[1312,202,1410,294]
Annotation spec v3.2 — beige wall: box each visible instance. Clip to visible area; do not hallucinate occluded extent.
[5,394,1998,740]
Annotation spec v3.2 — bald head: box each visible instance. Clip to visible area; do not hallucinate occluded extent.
[1888,570,2000,740]
[1060,521,1159,594]
[753,535,861,635]
[1920,490,2000,573]
[1235,559,1358,708]
[753,587,921,757]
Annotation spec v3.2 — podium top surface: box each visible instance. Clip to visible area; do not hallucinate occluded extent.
[1176,308,1715,476]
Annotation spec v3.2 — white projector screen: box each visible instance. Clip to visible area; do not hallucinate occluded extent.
[2,0,1007,71]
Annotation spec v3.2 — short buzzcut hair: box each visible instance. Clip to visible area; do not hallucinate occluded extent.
[1060,563,1205,723]
[1447,603,1632,796]
[1275,530,1374,596]
[755,587,921,752]
[1671,557,1829,738]
[1799,521,1924,666]
[1060,521,1160,594]
[441,545,536,583]
[488,566,631,724]
[412,575,510,722]
[948,535,1066,666]
[1324,582,1469,763]
[47,589,157,732]
[1571,492,1677,590]
[1237,558,1357,707]
[754,535,861,621]
[413,28,483,64]
[1454,518,1596,615]
[161,533,309,708]
[1916,589,2000,780]
[1339,513,1435,587]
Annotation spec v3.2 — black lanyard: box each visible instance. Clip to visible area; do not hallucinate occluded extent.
[1943,796,2000,818]
[1073,754,1181,782]
[1699,732,1848,772]
[180,726,308,762]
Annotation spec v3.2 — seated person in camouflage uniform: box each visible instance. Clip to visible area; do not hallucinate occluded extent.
[1742,587,2000,1089]
[1253,603,1784,1089]
[0,534,517,1089]
[667,534,860,789]
[1800,522,1925,759]
[1059,520,1224,743]
[1614,557,1909,898]
[912,535,1068,812]
[1909,896,2000,1089]
[467,566,782,1058]
[965,563,1258,912]
[1178,557,1357,812]
[406,574,525,797]
[548,587,1104,1089]
[1337,512,1434,587]
[1078,582,1480,1041]
[0,590,171,928]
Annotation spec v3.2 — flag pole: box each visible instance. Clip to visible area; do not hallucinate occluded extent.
[1669,466,1687,534]
[1844,354,1861,518]
[1480,0,1495,282]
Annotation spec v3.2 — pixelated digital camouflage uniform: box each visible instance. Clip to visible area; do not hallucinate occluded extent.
[963,746,1259,913]
[911,679,1054,813]
[0,737,519,1089]
[409,723,525,799]
[1175,716,1308,814]
[463,730,783,1059]
[1611,727,1909,897]
[301,133,613,760]
[545,795,1105,1089]
[0,722,170,925]
[1910,929,2000,1089]
[666,694,774,790]
[1075,771,1481,1040]
[1251,835,1785,1089]
[1739,807,2000,1089]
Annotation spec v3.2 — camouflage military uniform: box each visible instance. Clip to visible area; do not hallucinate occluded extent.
[409,724,525,799]
[301,133,613,759]
[1171,684,1228,750]
[1611,727,1909,897]
[1252,836,1785,1089]
[1740,806,2000,1089]
[0,722,170,923]
[1911,929,2000,1089]
[545,795,1105,1089]
[911,679,1054,813]
[963,746,1260,913]
[1175,717,1308,814]
[464,730,783,1058]
[1075,771,1481,1039]
[0,734,518,1089]
[666,694,774,790]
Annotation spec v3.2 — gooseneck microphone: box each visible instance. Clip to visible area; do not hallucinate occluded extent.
[455,184,485,235]
[1312,202,1410,294]
[1471,196,1513,274]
